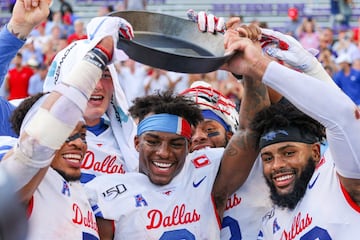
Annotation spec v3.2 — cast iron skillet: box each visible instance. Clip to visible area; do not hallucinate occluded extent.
[109,11,234,73]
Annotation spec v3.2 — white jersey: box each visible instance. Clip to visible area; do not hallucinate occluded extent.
[221,157,272,240]
[257,149,360,240]
[85,148,224,239]
[27,168,99,240]
[80,127,132,183]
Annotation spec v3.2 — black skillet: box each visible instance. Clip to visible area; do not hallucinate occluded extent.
[109,10,235,73]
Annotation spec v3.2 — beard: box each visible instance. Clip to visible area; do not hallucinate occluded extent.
[54,168,81,182]
[266,157,316,210]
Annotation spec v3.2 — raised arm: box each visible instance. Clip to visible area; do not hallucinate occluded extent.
[1,36,113,193]
[0,0,50,137]
[212,26,271,218]
[0,0,50,84]
[1,15,134,195]
[223,26,360,206]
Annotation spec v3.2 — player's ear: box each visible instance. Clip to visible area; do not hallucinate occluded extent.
[226,131,233,141]
[311,142,321,162]
[134,136,140,152]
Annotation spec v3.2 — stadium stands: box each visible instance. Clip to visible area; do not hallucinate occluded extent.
[1,0,360,32]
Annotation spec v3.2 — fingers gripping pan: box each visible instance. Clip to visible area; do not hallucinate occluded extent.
[109,11,234,73]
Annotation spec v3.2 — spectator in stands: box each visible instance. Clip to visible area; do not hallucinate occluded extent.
[67,19,87,44]
[31,21,51,52]
[62,8,75,36]
[330,0,342,30]
[333,53,360,105]
[188,71,221,90]
[45,11,66,36]
[338,0,354,28]
[144,68,174,95]
[352,17,360,47]
[352,51,360,71]
[117,59,147,106]
[20,37,44,67]
[318,29,338,74]
[124,0,147,10]
[28,63,48,96]
[297,16,320,50]
[319,27,337,54]
[167,71,190,94]
[318,47,338,77]
[284,7,302,39]
[97,5,114,16]
[59,0,73,19]
[42,25,68,66]
[333,27,360,59]
[27,58,40,70]
[5,52,34,100]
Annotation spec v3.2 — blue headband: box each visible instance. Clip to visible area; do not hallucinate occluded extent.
[137,113,191,139]
[201,110,230,132]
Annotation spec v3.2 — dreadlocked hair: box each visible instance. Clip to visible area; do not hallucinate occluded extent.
[250,101,326,149]
[129,89,203,127]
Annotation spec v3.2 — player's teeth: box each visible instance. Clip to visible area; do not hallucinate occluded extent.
[90,96,103,100]
[276,175,292,181]
[153,162,172,168]
[63,154,82,160]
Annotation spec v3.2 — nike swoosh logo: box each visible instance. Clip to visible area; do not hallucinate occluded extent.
[193,176,207,188]
[308,173,320,189]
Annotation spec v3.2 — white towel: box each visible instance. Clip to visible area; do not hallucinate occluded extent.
[44,39,139,171]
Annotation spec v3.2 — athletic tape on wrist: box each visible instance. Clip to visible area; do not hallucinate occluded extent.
[24,108,74,150]
[47,96,83,127]
[83,48,108,70]
[53,83,88,112]
[62,59,103,100]
[11,142,53,170]
[1,148,48,190]
[95,44,112,62]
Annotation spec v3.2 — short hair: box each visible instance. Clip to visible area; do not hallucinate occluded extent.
[128,90,203,127]
[10,92,48,136]
[251,101,326,149]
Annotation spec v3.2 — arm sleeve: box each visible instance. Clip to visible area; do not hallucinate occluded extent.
[0,24,25,86]
[262,62,360,178]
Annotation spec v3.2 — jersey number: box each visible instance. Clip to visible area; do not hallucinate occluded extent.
[222,216,242,239]
[301,226,331,240]
[82,232,99,240]
[159,229,195,240]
